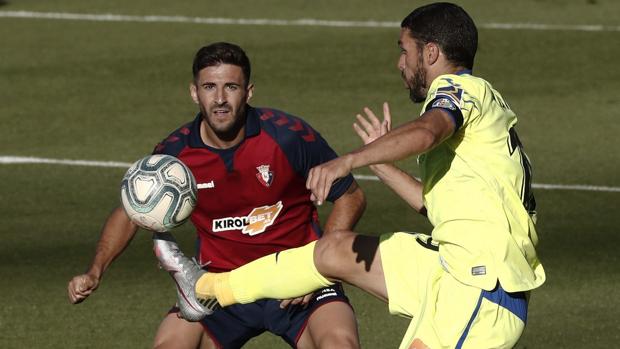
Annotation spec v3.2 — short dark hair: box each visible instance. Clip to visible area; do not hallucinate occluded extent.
[192,42,251,85]
[401,2,478,69]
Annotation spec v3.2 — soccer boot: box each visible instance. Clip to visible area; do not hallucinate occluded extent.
[152,232,218,321]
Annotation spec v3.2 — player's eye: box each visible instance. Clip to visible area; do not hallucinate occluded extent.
[226,84,239,91]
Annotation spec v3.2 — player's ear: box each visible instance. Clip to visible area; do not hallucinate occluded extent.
[426,42,440,66]
[189,82,199,104]
[245,83,254,103]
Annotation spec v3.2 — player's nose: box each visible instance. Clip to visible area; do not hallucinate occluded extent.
[214,89,226,105]
[397,55,405,71]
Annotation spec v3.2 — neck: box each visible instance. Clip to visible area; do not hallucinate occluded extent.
[427,63,469,85]
[200,114,247,149]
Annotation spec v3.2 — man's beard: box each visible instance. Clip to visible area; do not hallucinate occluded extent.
[204,105,247,142]
[407,64,427,103]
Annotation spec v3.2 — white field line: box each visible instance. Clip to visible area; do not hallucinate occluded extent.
[1,10,620,32]
[1,156,618,193]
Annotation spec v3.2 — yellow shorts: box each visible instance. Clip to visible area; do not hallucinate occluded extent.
[380,232,528,349]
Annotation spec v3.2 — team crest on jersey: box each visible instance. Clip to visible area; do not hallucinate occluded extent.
[212,201,283,236]
[256,164,274,187]
[431,97,457,111]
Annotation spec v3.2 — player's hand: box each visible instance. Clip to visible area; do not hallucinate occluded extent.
[307,155,354,206]
[279,293,313,309]
[353,102,392,145]
[67,273,100,304]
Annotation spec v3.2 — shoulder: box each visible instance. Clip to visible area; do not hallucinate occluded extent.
[431,74,494,101]
[252,107,320,146]
[153,116,200,156]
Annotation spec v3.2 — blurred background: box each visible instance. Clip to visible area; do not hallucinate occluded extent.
[1,1,619,347]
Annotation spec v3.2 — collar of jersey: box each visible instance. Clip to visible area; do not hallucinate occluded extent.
[187,106,261,149]
[455,69,472,75]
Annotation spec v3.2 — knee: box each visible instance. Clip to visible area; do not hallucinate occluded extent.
[314,230,354,278]
[314,328,360,349]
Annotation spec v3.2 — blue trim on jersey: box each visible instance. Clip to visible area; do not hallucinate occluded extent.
[255,107,354,203]
[482,284,528,323]
[456,291,484,349]
[425,98,464,132]
[456,69,472,75]
[208,145,240,172]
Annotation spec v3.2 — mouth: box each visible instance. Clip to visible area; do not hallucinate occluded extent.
[211,109,231,117]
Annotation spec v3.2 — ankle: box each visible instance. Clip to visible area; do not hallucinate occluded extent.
[196,273,236,306]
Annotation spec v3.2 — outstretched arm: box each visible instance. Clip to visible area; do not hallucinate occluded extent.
[308,105,454,205]
[352,103,426,214]
[67,207,138,304]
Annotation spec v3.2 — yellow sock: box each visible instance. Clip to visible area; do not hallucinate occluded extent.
[195,241,333,306]
[195,273,236,306]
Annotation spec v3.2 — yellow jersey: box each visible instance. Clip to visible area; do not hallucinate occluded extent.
[419,71,545,292]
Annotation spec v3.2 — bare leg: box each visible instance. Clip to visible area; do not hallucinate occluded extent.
[152,312,216,349]
[314,230,388,302]
[297,300,360,349]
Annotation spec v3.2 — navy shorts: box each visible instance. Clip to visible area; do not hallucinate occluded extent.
[169,283,350,349]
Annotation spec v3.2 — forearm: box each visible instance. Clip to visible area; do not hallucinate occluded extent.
[87,206,139,279]
[369,164,425,214]
[348,109,454,171]
[322,182,366,234]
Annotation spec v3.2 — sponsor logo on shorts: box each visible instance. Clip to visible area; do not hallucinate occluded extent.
[315,288,337,301]
[212,201,283,236]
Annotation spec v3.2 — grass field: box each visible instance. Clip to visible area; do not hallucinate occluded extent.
[1,0,619,348]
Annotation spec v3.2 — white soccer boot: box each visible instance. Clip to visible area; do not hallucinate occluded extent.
[152,232,219,321]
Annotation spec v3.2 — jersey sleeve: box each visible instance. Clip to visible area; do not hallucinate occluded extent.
[151,124,193,156]
[424,76,481,132]
[300,129,354,203]
[265,112,354,203]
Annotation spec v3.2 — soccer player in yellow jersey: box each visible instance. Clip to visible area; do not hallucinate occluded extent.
[170,3,546,348]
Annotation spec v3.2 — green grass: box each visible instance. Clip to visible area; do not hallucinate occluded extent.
[1,1,619,348]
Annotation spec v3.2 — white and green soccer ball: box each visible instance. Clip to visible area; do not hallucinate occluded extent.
[121,154,197,232]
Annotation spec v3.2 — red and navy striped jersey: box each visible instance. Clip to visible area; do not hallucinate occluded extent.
[153,106,353,272]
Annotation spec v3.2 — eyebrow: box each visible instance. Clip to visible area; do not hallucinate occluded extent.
[200,81,241,86]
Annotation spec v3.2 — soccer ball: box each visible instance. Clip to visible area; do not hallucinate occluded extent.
[121,154,197,232]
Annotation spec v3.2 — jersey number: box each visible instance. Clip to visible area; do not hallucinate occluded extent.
[508,127,536,213]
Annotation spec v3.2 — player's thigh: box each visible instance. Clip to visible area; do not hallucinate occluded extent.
[153,312,215,349]
[298,300,359,349]
[379,232,440,318]
[314,230,388,301]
